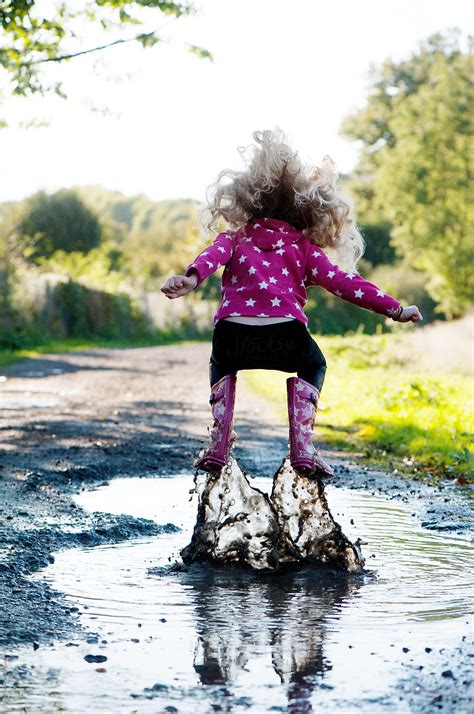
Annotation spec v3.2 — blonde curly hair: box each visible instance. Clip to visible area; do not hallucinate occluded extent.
[201,128,365,273]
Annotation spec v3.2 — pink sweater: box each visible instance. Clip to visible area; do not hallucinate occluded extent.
[185,217,402,326]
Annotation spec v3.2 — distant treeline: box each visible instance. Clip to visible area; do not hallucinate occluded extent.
[0,184,436,349]
[0,30,472,349]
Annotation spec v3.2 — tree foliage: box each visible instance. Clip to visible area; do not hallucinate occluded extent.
[359,222,396,267]
[341,29,473,316]
[18,189,102,258]
[0,1,209,99]
[73,186,202,280]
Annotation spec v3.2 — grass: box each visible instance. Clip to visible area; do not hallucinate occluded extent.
[243,331,474,484]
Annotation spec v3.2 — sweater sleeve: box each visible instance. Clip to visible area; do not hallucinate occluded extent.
[304,245,402,319]
[184,232,236,286]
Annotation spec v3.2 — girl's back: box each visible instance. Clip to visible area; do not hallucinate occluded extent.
[185,217,404,325]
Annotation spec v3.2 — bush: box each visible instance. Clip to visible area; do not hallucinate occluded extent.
[51,280,149,339]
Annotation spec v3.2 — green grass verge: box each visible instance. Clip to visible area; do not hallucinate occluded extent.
[243,333,473,484]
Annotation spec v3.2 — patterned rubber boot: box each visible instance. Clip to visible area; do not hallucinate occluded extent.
[194,373,237,472]
[287,376,335,480]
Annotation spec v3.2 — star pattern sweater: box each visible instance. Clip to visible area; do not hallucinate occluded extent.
[185,217,402,327]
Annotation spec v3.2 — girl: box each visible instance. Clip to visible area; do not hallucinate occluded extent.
[161,129,422,479]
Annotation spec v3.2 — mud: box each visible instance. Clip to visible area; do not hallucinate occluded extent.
[0,343,473,711]
[182,456,364,572]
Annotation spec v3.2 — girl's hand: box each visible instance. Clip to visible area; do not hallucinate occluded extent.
[161,272,198,299]
[398,305,423,323]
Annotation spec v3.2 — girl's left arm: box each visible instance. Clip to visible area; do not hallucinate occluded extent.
[304,245,403,320]
[184,232,236,286]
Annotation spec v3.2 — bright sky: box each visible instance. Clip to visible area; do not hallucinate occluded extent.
[0,0,471,204]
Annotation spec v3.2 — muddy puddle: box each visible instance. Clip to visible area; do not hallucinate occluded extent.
[2,474,473,712]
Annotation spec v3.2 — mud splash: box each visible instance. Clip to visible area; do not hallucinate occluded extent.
[181,457,364,572]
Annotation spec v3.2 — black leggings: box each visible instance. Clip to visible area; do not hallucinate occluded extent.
[209,319,327,391]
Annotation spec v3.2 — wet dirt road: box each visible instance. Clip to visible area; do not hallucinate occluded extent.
[1,343,473,712]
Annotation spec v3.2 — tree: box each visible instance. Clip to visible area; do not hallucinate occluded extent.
[340,30,473,316]
[18,189,102,258]
[0,1,210,99]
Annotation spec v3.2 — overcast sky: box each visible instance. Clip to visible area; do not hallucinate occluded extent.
[0,0,471,204]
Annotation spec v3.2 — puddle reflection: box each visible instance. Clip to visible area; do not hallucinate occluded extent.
[177,565,362,711]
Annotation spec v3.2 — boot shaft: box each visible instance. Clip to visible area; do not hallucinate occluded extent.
[287,376,319,428]
[286,376,334,478]
[194,373,237,472]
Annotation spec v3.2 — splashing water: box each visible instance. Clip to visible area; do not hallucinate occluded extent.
[181,456,365,573]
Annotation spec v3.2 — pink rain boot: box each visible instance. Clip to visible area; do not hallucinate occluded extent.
[194,373,237,472]
[287,376,335,480]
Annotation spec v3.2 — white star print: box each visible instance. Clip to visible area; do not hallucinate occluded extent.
[253,246,262,253]
[206,261,214,269]
[222,299,230,307]
[238,255,247,264]
[300,280,305,287]
[257,312,269,317]
[246,298,256,306]
[296,260,301,267]
[217,246,226,253]
[272,238,285,249]
[262,260,271,267]
[294,301,301,310]
[286,313,294,318]
[269,276,277,284]
[271,297,281,307]
[291,243,299,249]
[259,281,269,289]
[327,270,336,279]
[334,290,343,297]
[354,289,364,299]
[346,272,356,280]
[231,275,238,284]
[276,248,285,256]
[248,266,256,275]
[376,290,385,297]
[254,223,262,228]
[288,287,293,293]
[311,268,318,276]
[312,250,321,258]
[236,287,245,292]
[281,268,289,276]
[230,312,241,317]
